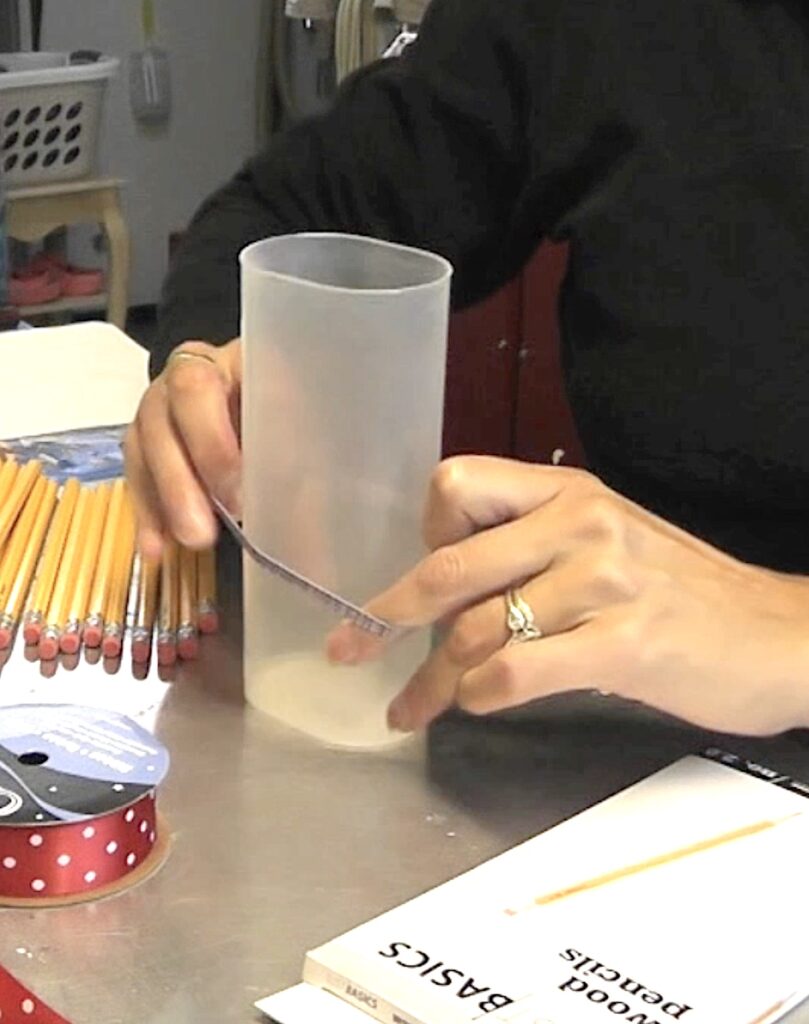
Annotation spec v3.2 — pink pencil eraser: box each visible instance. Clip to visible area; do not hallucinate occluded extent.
[0,627,12,650]
[39,635,59,661]
[157,641,177,667]
[59,632,80,655]
[23,622,41,646]
[101,635,122,659]
[198,610,219,635]
[84,625,103,648]
[177,635,199,661]
[131,638,151,664]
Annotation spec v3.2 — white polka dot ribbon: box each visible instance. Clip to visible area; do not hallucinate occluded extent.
[0,962,71,1023]
[0,792,157,901]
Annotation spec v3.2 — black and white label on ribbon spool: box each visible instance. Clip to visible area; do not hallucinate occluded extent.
[0,704,169,825]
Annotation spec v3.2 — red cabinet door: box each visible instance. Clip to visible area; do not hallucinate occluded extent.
[514,241,585,467]
[442,278,521,458]
[442,242,585,466]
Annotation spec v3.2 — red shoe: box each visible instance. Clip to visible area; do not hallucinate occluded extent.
[8,266,62,306]
[26,252,105,298]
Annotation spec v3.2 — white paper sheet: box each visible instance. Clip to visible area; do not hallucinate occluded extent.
[257,984,373,1024]
[0,649,170,734]
[0,322,148,439]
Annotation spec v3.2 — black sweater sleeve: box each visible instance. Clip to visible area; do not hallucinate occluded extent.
[155,0,540,374]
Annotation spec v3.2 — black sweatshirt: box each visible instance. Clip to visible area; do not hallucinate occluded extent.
[158,0,809,572]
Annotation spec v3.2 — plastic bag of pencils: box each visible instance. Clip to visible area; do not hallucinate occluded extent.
[0,457,219,669]
[0,425,127,484]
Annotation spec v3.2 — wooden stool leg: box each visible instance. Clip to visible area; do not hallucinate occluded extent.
[100,188,130,329]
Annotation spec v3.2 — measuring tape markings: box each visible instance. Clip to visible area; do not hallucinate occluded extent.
[211,496,395,638]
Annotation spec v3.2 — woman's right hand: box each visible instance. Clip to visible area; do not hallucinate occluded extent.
[124,338,243,560]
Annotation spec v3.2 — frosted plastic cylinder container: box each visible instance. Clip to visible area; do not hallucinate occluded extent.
[241,233,452,748]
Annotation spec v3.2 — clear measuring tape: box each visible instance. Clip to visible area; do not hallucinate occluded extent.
[211,496,394,639]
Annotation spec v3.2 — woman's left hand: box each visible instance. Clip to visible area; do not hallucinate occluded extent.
[327,456,809,736]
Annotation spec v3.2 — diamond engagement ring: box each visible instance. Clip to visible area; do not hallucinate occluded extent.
[505,588,543,646]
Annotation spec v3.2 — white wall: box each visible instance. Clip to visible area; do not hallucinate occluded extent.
[43,0,264,305]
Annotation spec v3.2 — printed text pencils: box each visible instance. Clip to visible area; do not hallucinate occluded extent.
[101,488,136,659]
[0,478,56,649]
[157,539,179,666]
[60,484,110,654]
[23,477,80,646]
[84,477,125,648]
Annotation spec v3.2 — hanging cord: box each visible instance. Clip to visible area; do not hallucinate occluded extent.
[334,0,354,82]
[255,0,273,146]
[273,2,298,122]
[335,0,378,82]
[30,0,43,51]
[360,0,378,65]
[141,0,155,43]
[256,0,301,147]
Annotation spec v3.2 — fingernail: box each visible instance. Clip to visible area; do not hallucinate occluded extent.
[139,528,163,560]
[387,695,413,733]
[327,627,362,665]
[182,506,216,548]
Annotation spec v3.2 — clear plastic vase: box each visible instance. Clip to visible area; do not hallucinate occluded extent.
[241,233,452,748]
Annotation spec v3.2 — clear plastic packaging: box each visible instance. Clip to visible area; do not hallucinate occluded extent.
[241,233,452,748]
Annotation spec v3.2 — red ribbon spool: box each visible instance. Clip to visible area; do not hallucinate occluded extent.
[0,704,170,907]
[0,791,157,901]
[0,965,71,1023]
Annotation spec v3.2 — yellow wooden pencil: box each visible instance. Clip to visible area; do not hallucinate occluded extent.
[0,476,46,605]
[0,478,57,644]
[746,993,801,1024]
[23,477,80,645]
[39,485,90,659]
[506,814,802,915]
[0,478,55,650]
[101,487,136,659]
[0,458,41,553]
[0,457,19,510]
[84,476,126,647]
[196,545,218,634]
[177,545,199,660]
[60,484,110,654]
[131,553,160,664]
[157,539,179,666]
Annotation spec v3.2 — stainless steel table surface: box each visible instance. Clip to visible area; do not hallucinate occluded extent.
[3,550,809,1023]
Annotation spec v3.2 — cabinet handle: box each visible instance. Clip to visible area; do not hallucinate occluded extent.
[518,347,530,361]
[496,338,509,351]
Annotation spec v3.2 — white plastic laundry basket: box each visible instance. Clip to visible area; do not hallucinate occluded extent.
[0,52,118,187]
